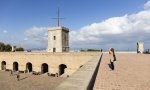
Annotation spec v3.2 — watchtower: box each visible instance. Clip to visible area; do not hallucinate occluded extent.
[47,26,69,52]
[137,42,144,53]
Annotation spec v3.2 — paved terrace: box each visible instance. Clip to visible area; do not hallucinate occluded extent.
[1,53,150,90]
[0,71,65,90]
[94,53,150,90]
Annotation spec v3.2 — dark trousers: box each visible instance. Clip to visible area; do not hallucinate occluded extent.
[111,62,114,70]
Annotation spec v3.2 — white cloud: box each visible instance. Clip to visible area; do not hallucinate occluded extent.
[23,1,150,50]
[144,1,150,9]
[24,38,28,41]
[70,1,150,50]
[3,30,8,34]
[24,26,47,42]
[24,26,48,49]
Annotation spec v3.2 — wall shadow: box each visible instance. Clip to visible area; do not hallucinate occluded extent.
[88,53,103,90]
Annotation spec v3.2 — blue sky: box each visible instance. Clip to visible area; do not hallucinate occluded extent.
[0,0,150,51]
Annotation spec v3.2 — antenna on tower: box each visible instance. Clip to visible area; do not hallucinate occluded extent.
[52,6,64,26]
[52,0,64,27]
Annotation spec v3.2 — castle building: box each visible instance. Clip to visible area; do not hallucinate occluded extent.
[137,42,144,53]
[47,26,69,52]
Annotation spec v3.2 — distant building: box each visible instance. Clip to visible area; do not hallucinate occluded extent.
[137,42,144,53]
[11,46,16,52]
[47,26,69,52]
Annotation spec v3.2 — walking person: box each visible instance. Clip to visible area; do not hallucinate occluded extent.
[17,74,20,81]
[10,70,13,76]
[109,48,116,70]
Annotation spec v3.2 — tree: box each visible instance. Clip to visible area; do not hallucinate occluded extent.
[4,44,12,52]
[0,42,24,52]
[80,48,101,52]
[0,42,5,51]
[16,47,24,51]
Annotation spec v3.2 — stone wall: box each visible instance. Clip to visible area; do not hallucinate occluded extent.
[0,52,100,75]
[55,53,102,90]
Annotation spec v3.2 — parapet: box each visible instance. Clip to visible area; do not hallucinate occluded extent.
[48,26,69,32]
[55,53,103,90]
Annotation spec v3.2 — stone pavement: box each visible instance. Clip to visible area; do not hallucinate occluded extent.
[0,71,65,90]
[93,53,150,90]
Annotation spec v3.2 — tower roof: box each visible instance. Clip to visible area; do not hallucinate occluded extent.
[48,26,69,32]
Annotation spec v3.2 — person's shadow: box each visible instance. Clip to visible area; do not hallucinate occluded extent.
[108,62,114,70]
[19,77,28,81]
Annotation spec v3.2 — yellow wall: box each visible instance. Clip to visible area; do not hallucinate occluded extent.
[0,52,100,75]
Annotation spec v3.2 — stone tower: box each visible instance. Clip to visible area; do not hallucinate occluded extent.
[137,42,144,53]
[47,26,69,52]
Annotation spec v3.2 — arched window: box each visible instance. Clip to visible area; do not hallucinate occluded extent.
[1,61,6,70]
[59,64,67,76]
[41,63,48,74]
[26,62,32,72]
[13,62,19,71]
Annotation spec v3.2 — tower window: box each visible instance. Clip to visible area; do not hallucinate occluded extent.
[54,36,56,40]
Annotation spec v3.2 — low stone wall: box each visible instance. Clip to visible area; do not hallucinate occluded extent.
[0,52,100,75]
[55,53,103,90]
[103,51,137,53]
